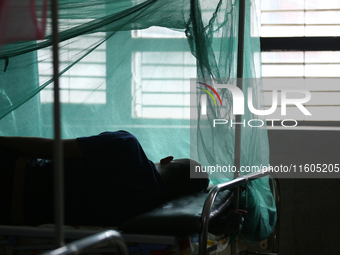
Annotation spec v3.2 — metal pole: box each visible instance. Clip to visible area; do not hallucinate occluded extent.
[234,0,246,183]
[231,0,246,254]
[51,0,64,247]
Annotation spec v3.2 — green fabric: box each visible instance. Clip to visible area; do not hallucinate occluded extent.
[239,179,277,243]
[0,0,276,242]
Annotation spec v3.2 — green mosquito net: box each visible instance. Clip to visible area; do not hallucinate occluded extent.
[0,0,276,243]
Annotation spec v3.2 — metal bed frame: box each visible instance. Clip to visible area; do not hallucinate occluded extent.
[0,170,277,255]
[42,230,128,255]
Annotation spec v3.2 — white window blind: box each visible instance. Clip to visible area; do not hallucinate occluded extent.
[131,50,195,119]
[260,1,340,121]
[39,26,106,104]
[261,0,340,37]
[131,26,196,119]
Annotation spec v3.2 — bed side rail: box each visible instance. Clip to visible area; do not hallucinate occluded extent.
[42,230,128,255]
[198,170,273,255]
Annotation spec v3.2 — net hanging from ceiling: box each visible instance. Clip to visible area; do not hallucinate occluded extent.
[0,0,276,243]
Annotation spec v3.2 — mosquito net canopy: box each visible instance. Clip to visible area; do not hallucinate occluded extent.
[0,0,276,243]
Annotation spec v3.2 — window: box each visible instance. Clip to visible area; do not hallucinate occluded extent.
[131,27,195,119]
[260,0,340,122]
[261,0,340,37]
[38,25,106,104]
[130,0,231,120]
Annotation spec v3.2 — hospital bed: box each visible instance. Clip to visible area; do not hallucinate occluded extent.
[0,170,279,255]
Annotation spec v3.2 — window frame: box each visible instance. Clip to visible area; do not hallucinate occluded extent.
[260,36,340,127]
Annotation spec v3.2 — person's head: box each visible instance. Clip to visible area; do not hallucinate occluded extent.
[155,156,209,198]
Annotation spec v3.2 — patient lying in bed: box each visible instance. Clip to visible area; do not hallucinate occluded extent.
[0,131,209,226]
